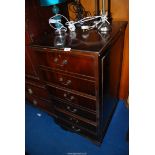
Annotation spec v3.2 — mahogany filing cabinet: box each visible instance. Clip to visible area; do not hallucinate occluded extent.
[25,21,127,144]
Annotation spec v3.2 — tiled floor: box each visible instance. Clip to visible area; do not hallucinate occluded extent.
[25,100,129,155]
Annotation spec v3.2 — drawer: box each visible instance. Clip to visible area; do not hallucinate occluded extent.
[47,85,96,111]
[55,109,97,133]
[33,49,96,78]
[39,68,96,96]
[25,82,49,100]
[54,99,96,122]
[25,76,45,85]
[26,94,54,114]
[55,117,98,141]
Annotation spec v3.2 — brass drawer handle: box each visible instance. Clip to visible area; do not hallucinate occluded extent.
[28,88,33,95]
[64,93,67,98]
[67,106,77,113]
[63,93,75,101]
[69,118,79,124]
[54,57,59,63]
[33,99,37,105]
[64,80,71,86]
[59,77,63,82]
[54,58,68,66]
[59,77,72,86]
[70,96,74,100]
[72,125,81,132]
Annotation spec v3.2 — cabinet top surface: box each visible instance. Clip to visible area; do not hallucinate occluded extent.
[31,21,127,53]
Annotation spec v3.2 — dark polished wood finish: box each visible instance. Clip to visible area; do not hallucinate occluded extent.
[25,21,127,144]
[25,0,127,143]
[39,68,96,96]
[46,84,96,111]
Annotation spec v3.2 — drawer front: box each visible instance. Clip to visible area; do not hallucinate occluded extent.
[34,49,96,77]
[55,109,97,133]
[55,117,98,141]
[25,76,44,85]
[40,68,96,96]
[25,82,49,100]
[54,100,96,122]
[26,94,54,114]
[47,85,96,111]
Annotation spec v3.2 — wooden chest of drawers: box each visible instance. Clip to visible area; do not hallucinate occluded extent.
[25,21,127,144]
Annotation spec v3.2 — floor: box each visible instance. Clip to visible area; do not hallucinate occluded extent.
[25,100,129,155]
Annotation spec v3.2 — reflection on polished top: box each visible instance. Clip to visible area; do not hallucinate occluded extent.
[31,21,127,54]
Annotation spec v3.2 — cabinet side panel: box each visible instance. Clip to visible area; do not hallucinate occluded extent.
[98,32,125,142]
[108,33,125,98]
